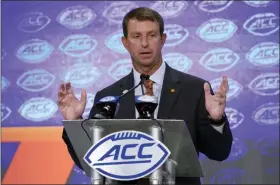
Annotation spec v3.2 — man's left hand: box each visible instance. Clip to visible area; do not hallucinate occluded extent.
[204,76,229,121]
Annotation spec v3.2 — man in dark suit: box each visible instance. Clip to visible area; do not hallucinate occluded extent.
[59,7,233,185]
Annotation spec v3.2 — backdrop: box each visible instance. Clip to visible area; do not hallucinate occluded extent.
[1,1,279,184]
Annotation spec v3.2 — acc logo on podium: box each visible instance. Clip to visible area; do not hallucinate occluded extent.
[84,131,170,181]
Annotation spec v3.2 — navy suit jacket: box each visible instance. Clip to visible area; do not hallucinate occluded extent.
[62,63,233,184]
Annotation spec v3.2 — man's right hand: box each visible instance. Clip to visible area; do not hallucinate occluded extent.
[58,82,87,120]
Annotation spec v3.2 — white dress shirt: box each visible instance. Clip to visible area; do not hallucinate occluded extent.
[132,62,224,133]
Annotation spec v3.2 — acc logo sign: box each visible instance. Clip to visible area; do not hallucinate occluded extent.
[225,108,244,130]
[18,12,51,33]
[246,42,279,66]
[57,5,96,30]
[252,102,279,125]
[194,0,233,13]
[84,131,170,181]
[210,78,242,101]
[165,24,189,46]
[243,12,279,36]
[197,18,237,42]
[103,1,138,23]
[1,103,12,122]
[18,97,58,122]
[199,48,239,72]
[1,76,10,92]
[16,39,53,63]
[163,53,192,72]
[248,73,279,96]
[108,59,132,80]
[62,63,101,88]
[105,30,127,54]
[244,0,275,7]
[150,1,188,19]
[17,69,55,92]
[59,34,97,57]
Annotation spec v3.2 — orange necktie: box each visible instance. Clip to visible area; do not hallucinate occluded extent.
[143,79,154,96]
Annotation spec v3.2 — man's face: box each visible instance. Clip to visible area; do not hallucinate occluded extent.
[122,19,166,68]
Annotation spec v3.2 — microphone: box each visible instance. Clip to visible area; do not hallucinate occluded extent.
[140,74,149,81]
[92,96,119,119]
[92,74,150,119]
[135,95,158,119]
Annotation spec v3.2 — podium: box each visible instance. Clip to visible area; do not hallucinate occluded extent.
[63,119,204,184]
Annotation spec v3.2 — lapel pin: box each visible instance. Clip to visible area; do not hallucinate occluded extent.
[170,89,175,93]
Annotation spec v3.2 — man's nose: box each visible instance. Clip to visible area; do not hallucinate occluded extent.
[140,37,148,48]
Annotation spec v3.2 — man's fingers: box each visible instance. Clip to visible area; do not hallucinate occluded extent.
[80,89,87,105]
[58,87,66,96]
[215,91,226,98]
[65,82,73,94]
[214,97,226,105]
[59,83,65,91]
[219,76,229,93]
[204,82,211,96]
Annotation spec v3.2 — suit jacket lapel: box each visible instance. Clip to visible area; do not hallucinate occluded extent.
[116,71,136,119]
[157,64,181,119]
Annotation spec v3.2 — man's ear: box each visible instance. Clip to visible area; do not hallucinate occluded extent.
[121,36,129,51]
[161,33,167,46]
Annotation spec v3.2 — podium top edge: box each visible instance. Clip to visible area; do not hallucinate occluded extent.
[62,119,185,122]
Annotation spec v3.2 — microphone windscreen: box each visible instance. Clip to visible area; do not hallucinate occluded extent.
[140,74,150,80]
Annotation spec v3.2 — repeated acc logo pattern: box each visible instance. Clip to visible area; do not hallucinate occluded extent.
[103,1,138,23]
[150,1,188,19]
[17,12,51,33]
[196,18,237,43]
[246,42,279,66]
[243,12,279,36]
[199,48,239,72]
[194,0,234,13]
[15,39,53,63]
[2,1,280,184]
[57,5,96,30]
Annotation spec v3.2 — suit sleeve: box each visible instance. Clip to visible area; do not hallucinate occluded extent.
[61,91,102,170]
[197,82,233,161]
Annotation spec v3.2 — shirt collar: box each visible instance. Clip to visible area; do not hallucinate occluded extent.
[133,61,166,86]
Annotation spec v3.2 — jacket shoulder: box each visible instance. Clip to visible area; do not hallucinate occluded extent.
[172,68,208,86]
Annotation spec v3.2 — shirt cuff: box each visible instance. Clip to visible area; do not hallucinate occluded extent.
[211,123,225,133]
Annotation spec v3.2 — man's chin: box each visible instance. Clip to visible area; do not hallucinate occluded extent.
[138,59,156,67]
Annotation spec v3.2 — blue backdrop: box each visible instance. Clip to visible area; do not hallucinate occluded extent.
[1,1,279,184]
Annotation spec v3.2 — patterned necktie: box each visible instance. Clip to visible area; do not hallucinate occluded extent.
[143,79,154,96]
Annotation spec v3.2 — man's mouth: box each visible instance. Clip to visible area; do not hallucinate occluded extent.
[140,52,152,56]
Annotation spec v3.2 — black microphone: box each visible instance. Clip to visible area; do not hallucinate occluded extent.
[140,74,149,81]
[92,74,150,119]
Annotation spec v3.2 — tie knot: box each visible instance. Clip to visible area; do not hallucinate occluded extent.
[143,79,153,96]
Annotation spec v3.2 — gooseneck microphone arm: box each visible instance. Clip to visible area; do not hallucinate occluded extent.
[118,74,150,99]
